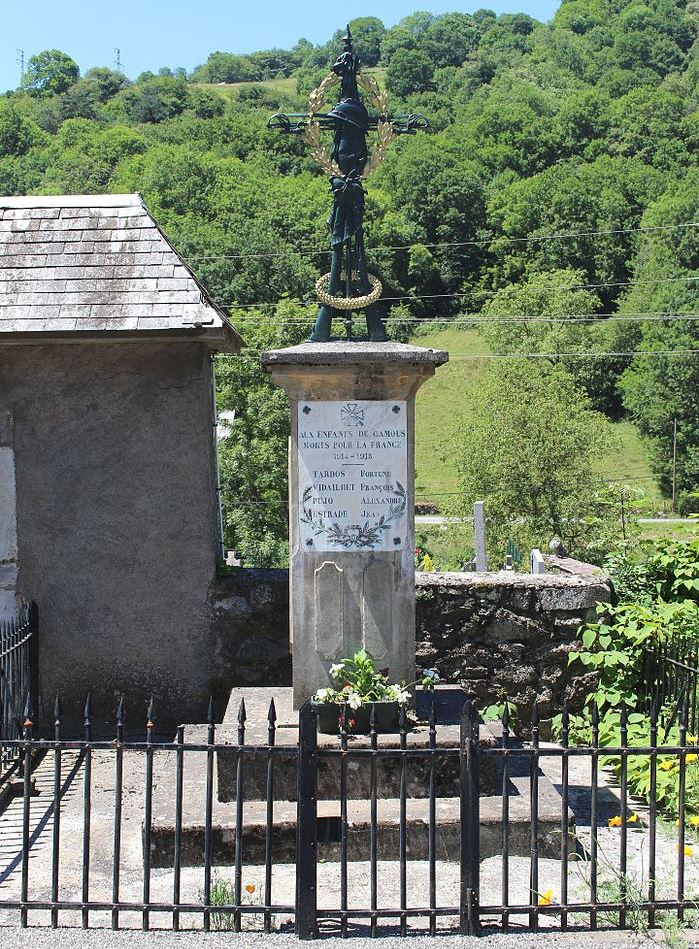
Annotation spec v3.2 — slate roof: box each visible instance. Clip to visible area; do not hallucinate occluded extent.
[0,193,243,350]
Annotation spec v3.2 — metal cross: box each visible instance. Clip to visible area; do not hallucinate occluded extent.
[268,26,428,342]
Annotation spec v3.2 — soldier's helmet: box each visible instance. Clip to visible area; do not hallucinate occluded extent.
[328,99,369,133]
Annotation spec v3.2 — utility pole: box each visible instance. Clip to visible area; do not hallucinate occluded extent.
[672,417,678,514]
[16,49,25,84]
[113,48,122,72]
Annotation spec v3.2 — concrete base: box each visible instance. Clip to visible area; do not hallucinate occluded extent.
[261,341,448,708]
[216,687,498,802]
[149,687,576,868]
[151,788,575,868]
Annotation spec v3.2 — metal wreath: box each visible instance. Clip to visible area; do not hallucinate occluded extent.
[315,272,382,310]
[302,72,396,180]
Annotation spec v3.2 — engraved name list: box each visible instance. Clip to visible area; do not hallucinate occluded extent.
[297,400,409,552]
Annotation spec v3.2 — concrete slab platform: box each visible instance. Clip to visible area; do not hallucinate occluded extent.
[216,687,499,802]
[150,720,575,868]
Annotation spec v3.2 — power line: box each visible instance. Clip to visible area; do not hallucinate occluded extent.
[184,220,699,262]
[226,475,664,507]
[219,274,699,310]
[230,311,699,326]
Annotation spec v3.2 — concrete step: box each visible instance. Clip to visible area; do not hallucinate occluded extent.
[151,792,574,868]
[151,738,574,869]
[215,687,499,803]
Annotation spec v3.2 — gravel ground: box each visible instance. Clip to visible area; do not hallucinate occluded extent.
[0,928,692,948]
[2,741,699,941]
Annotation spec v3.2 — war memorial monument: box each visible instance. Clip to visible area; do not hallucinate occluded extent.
[264,27,448,706]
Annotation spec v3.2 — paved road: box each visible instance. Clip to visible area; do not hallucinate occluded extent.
[0,927,677,948]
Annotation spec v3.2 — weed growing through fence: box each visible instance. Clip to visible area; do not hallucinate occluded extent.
[660,908,699,949]
[201,876,264,931]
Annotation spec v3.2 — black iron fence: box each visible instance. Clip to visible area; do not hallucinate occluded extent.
[0,603,38,771]
[643,632,699,733]
[0,694,697,937]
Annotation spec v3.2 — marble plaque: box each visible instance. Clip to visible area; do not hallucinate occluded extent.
[297,400,408,553]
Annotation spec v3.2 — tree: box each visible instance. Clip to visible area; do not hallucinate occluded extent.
[22,50,79,97]
[191,52,257,84]
[486,156,664,305]
[332,18,386,67]
[83,67,129,101]
[480,268,625,414]
[618,173,699,502]
[188,87,225,119]
[0,100,37,156]
[422,12,482,68]
[385,49,434,98]
[450,361,617,563]
[378,135,486,305]
[119,75,190,123]
[216,302,309,566]
[55,79,102,121]
[381,12,435,64]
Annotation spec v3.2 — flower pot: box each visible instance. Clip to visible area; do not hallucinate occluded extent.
[315,701,402,735]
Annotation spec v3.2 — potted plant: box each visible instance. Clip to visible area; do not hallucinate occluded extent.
[311,649,440,734]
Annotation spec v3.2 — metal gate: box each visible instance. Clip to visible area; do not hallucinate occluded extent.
[295,699,481,938]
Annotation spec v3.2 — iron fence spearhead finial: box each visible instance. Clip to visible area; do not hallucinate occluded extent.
[146,695,155,730]
[23,691,33,726]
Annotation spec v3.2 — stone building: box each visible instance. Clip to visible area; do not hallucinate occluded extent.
[0,193,243,727]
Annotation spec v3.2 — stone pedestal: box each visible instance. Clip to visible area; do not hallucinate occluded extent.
[261,341,448,707]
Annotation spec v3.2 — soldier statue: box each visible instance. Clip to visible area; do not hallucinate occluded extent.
[269,27,427,342]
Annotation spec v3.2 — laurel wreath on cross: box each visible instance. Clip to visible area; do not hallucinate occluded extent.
[302,71,396,180]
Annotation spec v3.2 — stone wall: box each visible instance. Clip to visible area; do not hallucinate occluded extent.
[414,571,611,727]
[211,569,291,697]
[212,568,612,727]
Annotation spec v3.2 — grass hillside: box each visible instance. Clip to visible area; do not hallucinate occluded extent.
[413,327,664,510]
[194,67,387,100]
[414,327,490,508]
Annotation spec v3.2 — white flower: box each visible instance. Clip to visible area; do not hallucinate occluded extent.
[347,691,362,711]
[314,688,331,703]
[329,663,345,678]
[396,690,411,705]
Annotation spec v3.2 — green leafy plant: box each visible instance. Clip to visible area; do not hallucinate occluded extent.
[201,876,263,931]
[480,699,518,728]
[567,600,699,712]
[312,649,439,710]
[605,540,699,604]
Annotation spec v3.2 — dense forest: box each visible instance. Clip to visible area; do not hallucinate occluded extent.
[1,1,698,564]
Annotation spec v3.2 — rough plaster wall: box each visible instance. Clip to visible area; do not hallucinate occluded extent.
[0,342,219,729]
